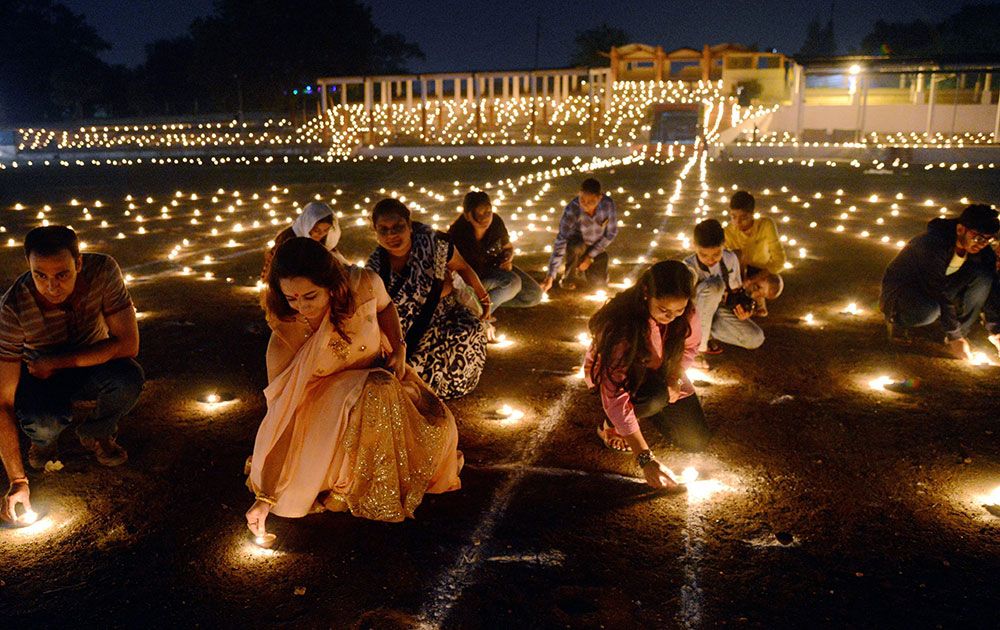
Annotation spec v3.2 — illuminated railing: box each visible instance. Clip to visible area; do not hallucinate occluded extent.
[15,81,738,156]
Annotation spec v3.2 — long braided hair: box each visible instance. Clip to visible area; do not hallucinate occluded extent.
[588,260,694,394]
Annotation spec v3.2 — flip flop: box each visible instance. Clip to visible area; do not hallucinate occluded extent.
[704,340,723,354]
[596,423,632,453]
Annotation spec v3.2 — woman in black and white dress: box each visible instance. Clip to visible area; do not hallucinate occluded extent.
[366,198,489,399]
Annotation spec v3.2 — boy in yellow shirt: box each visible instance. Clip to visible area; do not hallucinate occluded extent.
[724,191,784,315]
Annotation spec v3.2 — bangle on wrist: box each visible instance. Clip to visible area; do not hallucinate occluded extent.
[9,476,28,487]
[636,449,654,468]
[255,492,277,506]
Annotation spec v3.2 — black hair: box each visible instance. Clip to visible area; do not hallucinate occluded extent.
[463,191,491,215]
[730,190,755,212]
[580,178,602,196]
[957,204,999,235]
[371,198,410,224]
[24,225,80,259]
[693,219,725,248]
[589,260,694,395]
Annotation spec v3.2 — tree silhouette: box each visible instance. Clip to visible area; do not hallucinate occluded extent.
[175,0,425,113]
[0,0,109,123]
[0,0,425,121]
[860,3,1000,57]
[569,24,629,67]
[797,16,838,57]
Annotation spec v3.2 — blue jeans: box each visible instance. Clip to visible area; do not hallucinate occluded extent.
[480,266,543,308]
[693,277,764,351]
[14,358,144,447]
[890,268,993,339]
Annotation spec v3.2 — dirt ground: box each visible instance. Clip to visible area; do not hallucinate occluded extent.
[1,154,1000,629]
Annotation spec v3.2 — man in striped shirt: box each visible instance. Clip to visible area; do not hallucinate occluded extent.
[1,226,142,523]
[540,178,618,292]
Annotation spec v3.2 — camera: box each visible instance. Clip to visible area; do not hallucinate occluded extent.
[724,288,756,313]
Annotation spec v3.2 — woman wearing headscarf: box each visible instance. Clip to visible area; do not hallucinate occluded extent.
[262,201,348,280]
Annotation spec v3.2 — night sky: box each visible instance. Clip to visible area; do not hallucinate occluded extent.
[64,0,972,73]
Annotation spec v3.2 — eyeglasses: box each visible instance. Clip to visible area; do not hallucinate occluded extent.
[375,223,408,237]
[967,230,996,246]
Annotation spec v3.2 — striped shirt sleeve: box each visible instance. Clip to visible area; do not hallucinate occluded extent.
[0,301,25,361]
[100,257,133,316]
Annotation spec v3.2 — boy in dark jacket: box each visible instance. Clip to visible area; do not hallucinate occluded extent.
[880,204,1000,361]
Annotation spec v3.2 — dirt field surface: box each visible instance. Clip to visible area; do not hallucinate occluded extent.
[2,154,1000,630]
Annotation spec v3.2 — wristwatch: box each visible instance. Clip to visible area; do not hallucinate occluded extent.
[636,449,655,468]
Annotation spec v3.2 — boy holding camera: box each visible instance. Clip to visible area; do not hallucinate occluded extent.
[684,219,764,362]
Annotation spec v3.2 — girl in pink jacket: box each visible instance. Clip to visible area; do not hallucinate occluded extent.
[585,260,709,489]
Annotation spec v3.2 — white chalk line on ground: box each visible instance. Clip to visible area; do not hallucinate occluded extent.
[417,167,627,628]
[633,146,715,630]
[416,389,575,629]
[466,462,645,485]
[676,149,712,630]
[678,507,708,629]
[486,550,566,566]
[417,154,703,629]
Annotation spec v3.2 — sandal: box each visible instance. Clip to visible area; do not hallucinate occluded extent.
[704,340,723,355]
[596,422,632,453]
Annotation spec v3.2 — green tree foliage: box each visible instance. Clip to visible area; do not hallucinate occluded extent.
[0,0,109,123]
[796,16,838,57]
[860,3,1000,57]
[141,37,199,115]
[569,24,629,67]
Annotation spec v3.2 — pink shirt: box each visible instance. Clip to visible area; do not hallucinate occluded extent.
[584,310,701,436]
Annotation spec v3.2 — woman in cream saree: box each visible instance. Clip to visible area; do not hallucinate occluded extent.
[246,238,462,538]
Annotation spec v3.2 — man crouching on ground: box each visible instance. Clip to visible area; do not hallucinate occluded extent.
[1,226,143,523]
[880,204,1000,362]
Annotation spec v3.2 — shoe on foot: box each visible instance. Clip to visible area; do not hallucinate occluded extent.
[28,442,59,470]
[79,436,128,467]
[704,340,724,355]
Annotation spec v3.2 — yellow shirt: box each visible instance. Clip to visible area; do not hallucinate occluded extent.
[724,217,787,274]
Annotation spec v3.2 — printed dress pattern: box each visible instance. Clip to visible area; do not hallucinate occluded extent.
[367,222,487,399]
